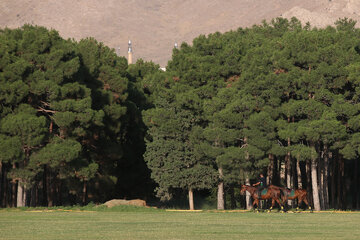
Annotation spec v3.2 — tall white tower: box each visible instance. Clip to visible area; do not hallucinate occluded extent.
[128,40,133,64]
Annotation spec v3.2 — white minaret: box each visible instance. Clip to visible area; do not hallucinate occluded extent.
[128,40,133,64]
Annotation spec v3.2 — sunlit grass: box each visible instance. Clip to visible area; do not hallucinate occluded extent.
[0,207,359,239]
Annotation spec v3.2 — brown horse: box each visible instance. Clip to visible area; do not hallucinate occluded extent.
[240,185,284,212]
[279,187,312,212]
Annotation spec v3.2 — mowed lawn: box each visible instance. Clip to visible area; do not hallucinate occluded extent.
[0,209,359,240]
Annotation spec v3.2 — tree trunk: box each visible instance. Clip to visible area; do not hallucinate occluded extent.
[286,116,291,187]
[341,157,346,209]
[0,161,2,207]
[82,180,87,205]
[286,155,291,188]
[43,165,48,206]
[11,164,17,207]
[323,146,329,209]
[286,138,292,206]
[16,181,26,207]
[30,185,37,207]
[337,156,342,209]
[355,159,360,209]
[273,155,279,186]
[356,159,360,209]
[4,180,9,208]
[331,155,336,209]
[319,156,324,210]
[296,160,302,189]
[336,156,346,209]
[353,159,358,209]
[52,177,57,206]
[245,177,252,210]
[188,188,194,210]
[244,138,252,210]
[229,186,236,209]
[0,162,4,207]
[11,181,16,207]
[217,168,224,210]
[46,167,53,207]
[306,159,313,207]
[57,180,62,206]
[311,153,321,211]
[36,185,39,207]
[280,160,285,187]
[267,154,274,185]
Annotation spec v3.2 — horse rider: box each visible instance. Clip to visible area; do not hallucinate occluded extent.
[253,173,267,197]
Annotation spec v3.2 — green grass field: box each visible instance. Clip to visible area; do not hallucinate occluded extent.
[0,207,359,240]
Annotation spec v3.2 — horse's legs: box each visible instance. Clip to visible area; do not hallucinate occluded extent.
[302,196,312,212]
[268,199,275,213]
[280,193,288,211]
[275,197,284,212]
[296,197,303,212]
[281,195,287,208]
[253,198,259,212]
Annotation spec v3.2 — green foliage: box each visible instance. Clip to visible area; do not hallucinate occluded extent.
[0,24,151,206]
[29,138,81,170]
[3,17,360,208]
[143,17,360,209]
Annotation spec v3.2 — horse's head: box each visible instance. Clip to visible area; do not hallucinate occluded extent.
[240,184,247,195]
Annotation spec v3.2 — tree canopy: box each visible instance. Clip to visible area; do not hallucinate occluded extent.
[1,18,360,211]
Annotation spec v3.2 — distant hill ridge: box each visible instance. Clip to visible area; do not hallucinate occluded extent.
[1,0,360,66]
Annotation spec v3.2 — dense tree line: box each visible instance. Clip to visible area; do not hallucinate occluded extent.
[144,18,360,211]
[1,18,360,211]
[0,25,157,207]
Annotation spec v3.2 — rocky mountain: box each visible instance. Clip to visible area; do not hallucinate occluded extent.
[1,0,360,66]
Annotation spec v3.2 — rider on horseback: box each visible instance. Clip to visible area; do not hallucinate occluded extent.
[253,173,267,197]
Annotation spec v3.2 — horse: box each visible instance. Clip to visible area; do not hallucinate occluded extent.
[279,187,312,212]
[240,184,284,212]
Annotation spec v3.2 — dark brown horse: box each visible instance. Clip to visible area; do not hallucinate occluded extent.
[240,185,284,212]
[279,187,312,212]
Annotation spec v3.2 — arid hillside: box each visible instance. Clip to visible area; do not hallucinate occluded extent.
[1,0,360,66]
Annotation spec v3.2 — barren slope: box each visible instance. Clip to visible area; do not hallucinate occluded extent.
[1,0,360,66]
